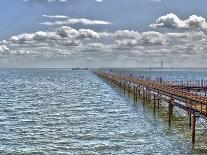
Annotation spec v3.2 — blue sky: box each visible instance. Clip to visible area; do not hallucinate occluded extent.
[0,0,207,68]
[1,0,207,39]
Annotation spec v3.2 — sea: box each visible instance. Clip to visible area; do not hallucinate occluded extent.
[0,68,207,154]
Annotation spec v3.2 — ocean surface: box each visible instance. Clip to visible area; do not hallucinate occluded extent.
[0,68,206,154]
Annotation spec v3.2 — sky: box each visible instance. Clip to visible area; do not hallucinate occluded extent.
[0,0,207,68]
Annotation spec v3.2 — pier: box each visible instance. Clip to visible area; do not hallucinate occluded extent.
[93,70,207,144]
[163,80,207,96]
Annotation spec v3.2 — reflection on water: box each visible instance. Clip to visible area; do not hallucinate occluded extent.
[0,69,206,154]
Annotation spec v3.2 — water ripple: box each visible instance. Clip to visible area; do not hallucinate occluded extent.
[0,69,195,154]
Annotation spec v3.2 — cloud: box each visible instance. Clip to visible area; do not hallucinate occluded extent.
[0,45,9,54]
[88,43,105,48]
[9,26,166,49]
[0,40,7,45]
[150,13,207,30]
[40,18,111,26]
[115,30,141,39]
[115,39,138,47]
[96,0,103,2]
[56,26,112,40]
[142,31,166,45]
[9,31,59,44]
[56,26,102,39]
[24,0,67,2]
[114,31,166,48]
[43,15,68,19]
[150,0,162,2]
[9,26,111,46]
[2,23,207,68]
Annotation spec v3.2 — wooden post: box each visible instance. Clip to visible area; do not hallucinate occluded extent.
[206,101,207,114]
[145,88,148,102]
[134,85,136,101]
[128,84,130,96]
[153,94,156,114]
[168,98,173,126]
[189,109,192,127]
[157,99,160,109]
[124,82,126,94]
[148,89,151,103]
[143,89,145,103]
[192,111,196,144]
[157,92,160,109]
[138,90,141,97]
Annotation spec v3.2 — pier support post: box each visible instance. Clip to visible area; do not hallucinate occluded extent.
[148,89,151,103]
[128,84,130,96]
[192,111,196,144]
[205,101,207,115]
[157,99,160,109]
[124,82,126,94]
[145,88,148,103]
[189,109,192,127]
[168,99,173,126]
[142,90,145,104]
[133,85,136,101]
[138,90,141,98]
[157,92,160,109]
[153,94,156,114]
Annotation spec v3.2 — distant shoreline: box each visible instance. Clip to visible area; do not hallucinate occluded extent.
[1,67,207,70]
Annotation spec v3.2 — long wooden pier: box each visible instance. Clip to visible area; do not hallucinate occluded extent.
[93,70,207,144]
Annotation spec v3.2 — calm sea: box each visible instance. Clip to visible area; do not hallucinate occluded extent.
[0,68,206,154]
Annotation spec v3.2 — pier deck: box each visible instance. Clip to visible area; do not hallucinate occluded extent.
[93,70,207,144]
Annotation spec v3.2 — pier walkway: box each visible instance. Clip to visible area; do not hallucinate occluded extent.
[93,70,207,144]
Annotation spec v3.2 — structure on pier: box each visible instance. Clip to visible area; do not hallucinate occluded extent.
[161,61,163,69]
[93,70,207,145]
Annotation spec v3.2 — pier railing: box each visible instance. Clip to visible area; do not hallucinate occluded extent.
[93,70,207,144]
[164,80,207,88]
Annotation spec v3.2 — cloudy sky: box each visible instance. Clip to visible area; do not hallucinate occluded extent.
[0,0,207,68]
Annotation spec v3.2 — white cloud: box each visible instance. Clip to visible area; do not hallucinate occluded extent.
[56,26,100,39]
[150,13,207,30]
[2,23,207,67]
[56,26,111,39]
[9,26,111,46]
[40,18,111,26]
[185,15,207,29]
[0,45,9,53]
[43,15,68,19]
[115,30,141,39]
[0,40,7,45]
[88,43,105,48]
[9,31,59,44]
[142,31,166,45]
[115,31,166,48]
[96,0,103,2]
[150,0,162,2]
[24,0,67,2]
[115,39,138,47]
